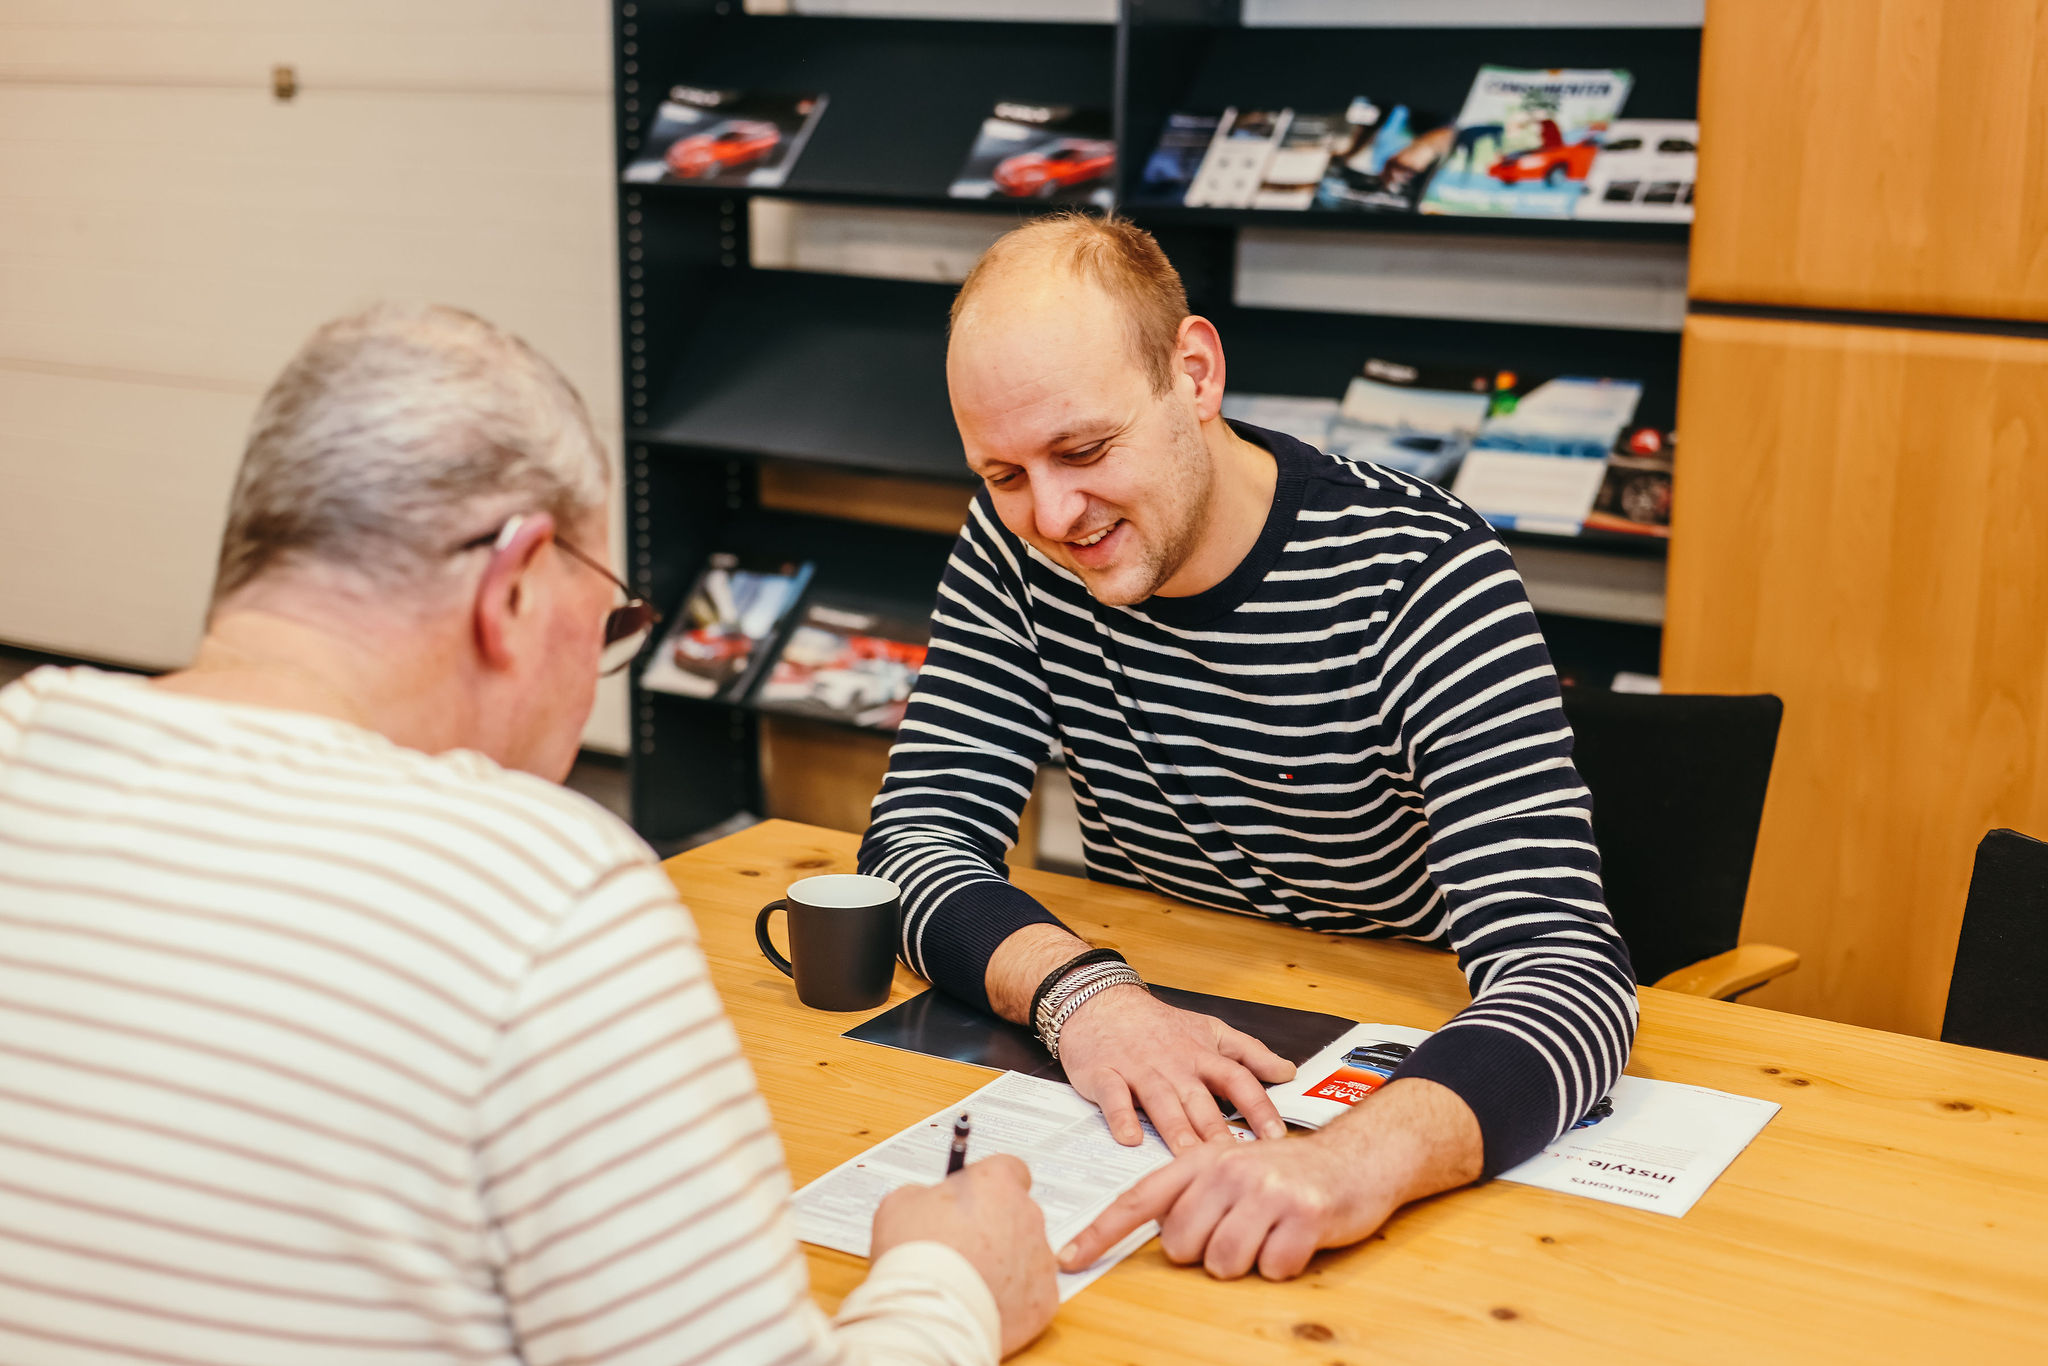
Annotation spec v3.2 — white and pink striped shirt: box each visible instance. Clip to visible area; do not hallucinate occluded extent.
[0,666,995,1366]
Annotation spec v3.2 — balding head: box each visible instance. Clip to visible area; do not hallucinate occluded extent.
[950,214,1189,395]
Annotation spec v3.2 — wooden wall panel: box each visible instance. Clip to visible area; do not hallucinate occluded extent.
[1663,312,2048,1036]
[1692,0,2048,319]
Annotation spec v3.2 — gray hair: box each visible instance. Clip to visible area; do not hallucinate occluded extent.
[211,303,608,607]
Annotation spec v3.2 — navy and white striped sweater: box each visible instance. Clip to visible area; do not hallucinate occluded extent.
[859,422,1638,1174]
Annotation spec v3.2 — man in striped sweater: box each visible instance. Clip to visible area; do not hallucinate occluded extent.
[0,305,1055,1364]
[858,217,1639,1281]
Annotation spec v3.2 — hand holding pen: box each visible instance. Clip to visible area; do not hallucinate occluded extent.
[946,1111,971,1175]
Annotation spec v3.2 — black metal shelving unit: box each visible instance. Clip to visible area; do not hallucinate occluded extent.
[612,0,1699,848]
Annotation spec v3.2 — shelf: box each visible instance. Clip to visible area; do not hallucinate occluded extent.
[629,179,1103,220]
[633,270,973,484]
[1127,201,1687,245]
[1234,0,1703,28]
[624,15,1113,205]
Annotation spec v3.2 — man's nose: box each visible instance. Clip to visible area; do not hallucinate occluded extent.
[1031,471,1090,543]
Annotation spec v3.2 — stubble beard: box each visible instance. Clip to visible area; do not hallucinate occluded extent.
[1083,402,1214,608]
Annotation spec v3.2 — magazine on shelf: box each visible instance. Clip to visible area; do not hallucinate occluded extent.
[1314,102,1456,215]
[754,599,931,732]
[1184,107,1291,209]
[1250,108,1349,211]
[1449,375,1645,536]
[1137,112,1222,205]
[1581,425,1676,537]
[1221,393,1340,452]
[1419,67,1633,219]
[638,553,815,702]
[1576,119,1697,222]
[1322,357,1498,488]
[623,86,828,188]
[949,103,1115,205]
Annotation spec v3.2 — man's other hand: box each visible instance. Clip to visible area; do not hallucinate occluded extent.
[1056,1076,1484,1282]
[871,1154,1059,1357]
[1058,985,1295,1150]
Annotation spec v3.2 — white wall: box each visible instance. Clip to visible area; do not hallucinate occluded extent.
[0,0,628,750]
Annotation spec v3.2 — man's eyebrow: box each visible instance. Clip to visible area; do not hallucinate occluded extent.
[1043,422,1117,451]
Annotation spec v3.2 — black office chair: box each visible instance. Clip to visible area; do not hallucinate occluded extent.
[1559,688,1799,999]
[1941,829,2048,1060]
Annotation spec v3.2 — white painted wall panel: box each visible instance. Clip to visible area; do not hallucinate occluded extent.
[0,2,627,750]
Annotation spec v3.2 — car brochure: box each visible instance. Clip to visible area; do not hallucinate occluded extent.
[1136,111,1221,205]
[753,599,931,732]
[792,1070,1173,1301]
[1315,102,1456,215]
[1576,118,1697,222]
[1582,425,1676,537]
[1220,392,1340,452]
[637,552,814,702]
[949,103,1114,205]
[622,86,828,188]
[1275,1024,1779,1217]
[1420,67,1633,219]
[1450,375,1645,535]
[1251,108,1349,211]
[1184,107,1291,209]
[1322,357,1498,488]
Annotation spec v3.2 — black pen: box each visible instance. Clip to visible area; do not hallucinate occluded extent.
[945,1111,971,1175]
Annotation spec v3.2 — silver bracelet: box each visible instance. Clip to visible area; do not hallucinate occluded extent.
[1034,960,1134,1041]
[1042,966,1145,1060]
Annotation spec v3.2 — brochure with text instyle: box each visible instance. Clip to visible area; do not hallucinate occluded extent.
[1272,1024,1779,1217]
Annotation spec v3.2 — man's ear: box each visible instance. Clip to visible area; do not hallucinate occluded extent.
[1177,315,1228,423]
[474,512,556,672]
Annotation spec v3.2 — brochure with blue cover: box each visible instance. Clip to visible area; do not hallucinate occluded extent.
[1450,375,1644,536]
[1420,66,1632,219]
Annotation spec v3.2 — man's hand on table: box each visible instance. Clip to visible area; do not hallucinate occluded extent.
[985,924,1296,1152]
[1057,1077,1484,1282]
[872,1154,1058,1357]
[1058,983,1297,1150]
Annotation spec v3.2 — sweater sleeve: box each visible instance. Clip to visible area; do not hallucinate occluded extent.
[477,859,999,1365]
[858,498,1067,1013]
[1374,529,1640,1177]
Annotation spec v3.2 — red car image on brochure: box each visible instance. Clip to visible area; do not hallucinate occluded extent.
[1487,118,1603,187]
[992,138,1115,197]
[666,119,782,179]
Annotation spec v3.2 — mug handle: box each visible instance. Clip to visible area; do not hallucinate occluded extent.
[755,900,795,978]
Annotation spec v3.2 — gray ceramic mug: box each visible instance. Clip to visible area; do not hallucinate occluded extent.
[756,873,901,1012]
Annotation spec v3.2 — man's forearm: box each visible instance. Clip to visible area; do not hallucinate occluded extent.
[984,922,1095,1022]
[1316,1077,1484,1209]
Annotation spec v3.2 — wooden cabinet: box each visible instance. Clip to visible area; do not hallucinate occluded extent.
[1692,0,2048,320]
[1664,312,2048,1035]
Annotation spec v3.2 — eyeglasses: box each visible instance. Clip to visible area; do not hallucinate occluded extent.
[458,516,660,676]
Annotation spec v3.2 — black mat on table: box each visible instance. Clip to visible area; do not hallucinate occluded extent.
[844,984,1353,1081]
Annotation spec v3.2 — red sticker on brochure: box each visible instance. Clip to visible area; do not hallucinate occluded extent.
[1303,1066,1391,1107]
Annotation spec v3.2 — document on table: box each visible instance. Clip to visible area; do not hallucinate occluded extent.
[1266,1023,1780,1218]
[791,1071,1173,1301]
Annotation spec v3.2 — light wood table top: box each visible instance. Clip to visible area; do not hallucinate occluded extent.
[665,821,2048,1365]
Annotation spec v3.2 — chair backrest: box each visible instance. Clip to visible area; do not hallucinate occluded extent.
[1941,829,2048,1060]
[1559,690,1784,985]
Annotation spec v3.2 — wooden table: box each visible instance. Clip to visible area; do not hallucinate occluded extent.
[665,821,2048,1365]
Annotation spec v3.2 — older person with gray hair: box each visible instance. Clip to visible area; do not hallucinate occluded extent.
[0,304,1056,1366]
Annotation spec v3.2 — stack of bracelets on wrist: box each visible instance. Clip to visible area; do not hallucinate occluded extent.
[1029,948,1147,1061]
